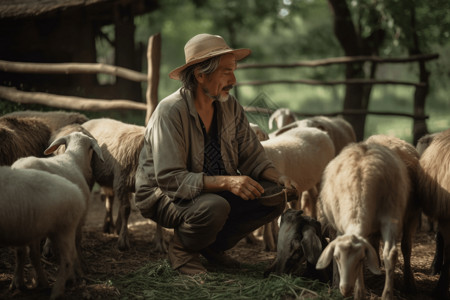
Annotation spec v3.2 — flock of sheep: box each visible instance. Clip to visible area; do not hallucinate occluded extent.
[0,108,449,300]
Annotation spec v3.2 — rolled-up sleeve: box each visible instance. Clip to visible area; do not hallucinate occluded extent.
[149,108,204,200]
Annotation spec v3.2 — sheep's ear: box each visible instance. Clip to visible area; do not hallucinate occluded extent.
[89,137,105,162]
[268,111,277,130]
[301,225,322,264]
[364,241,381,275]
[316,240,335,270]
[44,136,67,155]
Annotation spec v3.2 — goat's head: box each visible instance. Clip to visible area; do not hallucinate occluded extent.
[316,234,380,297]
[264,209,325,278]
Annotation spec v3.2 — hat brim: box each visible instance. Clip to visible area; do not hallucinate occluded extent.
[169,48,251,80]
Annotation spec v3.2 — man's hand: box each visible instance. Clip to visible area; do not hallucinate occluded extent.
[203,175,264,200]
[226,175,264,200]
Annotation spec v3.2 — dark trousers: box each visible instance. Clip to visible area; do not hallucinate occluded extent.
[151,188,285,252]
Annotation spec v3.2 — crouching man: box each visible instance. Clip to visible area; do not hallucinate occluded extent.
[135,33,298,275]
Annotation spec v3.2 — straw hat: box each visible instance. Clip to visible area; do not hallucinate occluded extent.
[169,33,251,80]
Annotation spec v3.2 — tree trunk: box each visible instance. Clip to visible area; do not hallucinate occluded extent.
[409,4,429,145]
[328,0,367,141]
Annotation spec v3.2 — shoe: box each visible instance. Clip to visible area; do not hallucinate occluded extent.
[200,247,241,268]
[168,232,207,275]
[257,182,298,207]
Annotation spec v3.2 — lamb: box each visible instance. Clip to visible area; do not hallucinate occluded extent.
[260,127,335,250]
[416,128,450,299]
[11,132,104,272]
[268,108,297,130]
[0,166,85,300]
[264,209,331,283]
[316,136,418,300]
[82,118,167,252]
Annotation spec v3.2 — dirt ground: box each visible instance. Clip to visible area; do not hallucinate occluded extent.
[0,190,443,299]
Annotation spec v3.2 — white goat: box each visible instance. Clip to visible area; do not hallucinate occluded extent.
[268,108,297,130]
[11,132,104,272]
[82,118,167,252]
[417,128,450,299]
[316,139,412,300]
[0,166,85,300]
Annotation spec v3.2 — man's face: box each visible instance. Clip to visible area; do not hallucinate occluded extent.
[200,53,237,102]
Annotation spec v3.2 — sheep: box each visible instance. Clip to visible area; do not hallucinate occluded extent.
[365,134,421,293]
[260,127,335,251]
[0,110,90,166]
[0,166,85,300]
[82,118,167,252]
[268,108,297,130]
[264,209,331,283]
[249,122,269,141]
[0,117,52,166]
[3,110,89,132]
[416,128,450,299]
[11,132,104,273]
[270,115,356,155]
[316,137,416,300]
[270,115,356,218]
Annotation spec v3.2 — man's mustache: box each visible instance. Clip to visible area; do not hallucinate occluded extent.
[223,85,234,91]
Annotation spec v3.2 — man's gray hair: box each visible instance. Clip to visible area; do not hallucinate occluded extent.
[180,56,221,92]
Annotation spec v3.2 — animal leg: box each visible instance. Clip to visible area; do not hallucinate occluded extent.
[117,191,131,251]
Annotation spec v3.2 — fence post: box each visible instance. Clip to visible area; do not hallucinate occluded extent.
[145,33,161,125]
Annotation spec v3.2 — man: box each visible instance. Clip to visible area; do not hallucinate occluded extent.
[135,33,298,275]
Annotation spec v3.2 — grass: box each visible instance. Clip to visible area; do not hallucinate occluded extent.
[110,260,344,300]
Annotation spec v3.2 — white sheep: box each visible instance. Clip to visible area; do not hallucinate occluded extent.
[270,115,356,155]
[270,115,356,218]
[268,108,297,130]
[82,118,167,252]
[260,127,335,250]
[0,166,85,300]
[417,128,450,299]
[365,134,421,293]
[316,138,414,300]
[11,132,104,273]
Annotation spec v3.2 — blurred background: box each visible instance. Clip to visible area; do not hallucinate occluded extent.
[1,0,449,143]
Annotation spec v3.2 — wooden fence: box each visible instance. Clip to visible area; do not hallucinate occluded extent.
[0,33,439,141]
[235,53,439,143]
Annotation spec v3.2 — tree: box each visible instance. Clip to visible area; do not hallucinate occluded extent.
[328,0,386,141]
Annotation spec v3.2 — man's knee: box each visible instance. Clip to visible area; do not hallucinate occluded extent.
[189,194,230,230]
[179,194,230,250]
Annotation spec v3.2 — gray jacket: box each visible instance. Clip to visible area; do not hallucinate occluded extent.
[135,88,274,216]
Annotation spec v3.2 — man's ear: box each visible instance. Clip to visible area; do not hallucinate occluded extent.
[195,69,205,83]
